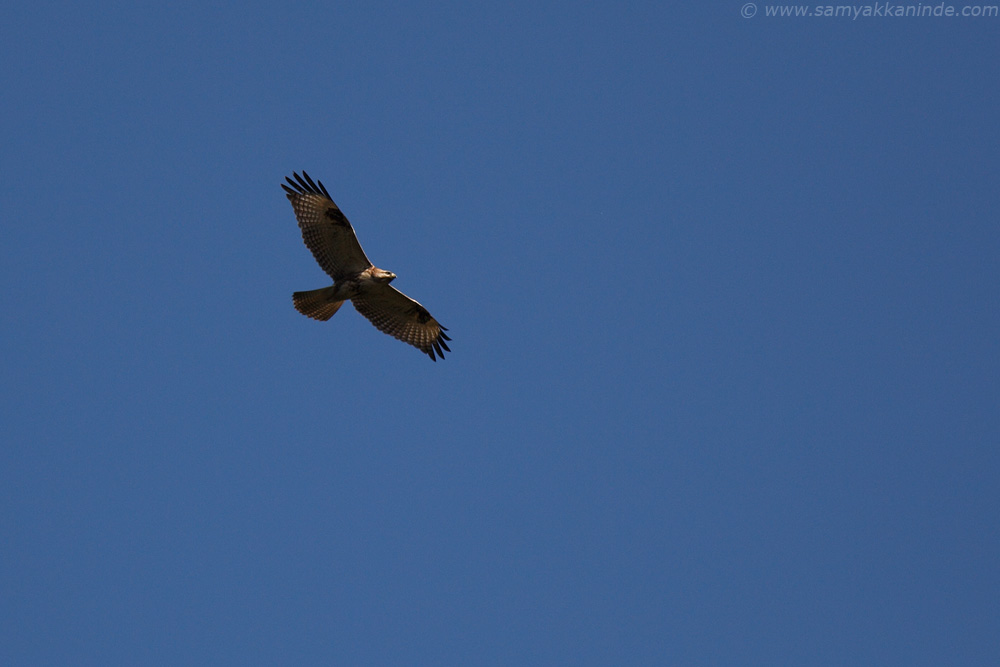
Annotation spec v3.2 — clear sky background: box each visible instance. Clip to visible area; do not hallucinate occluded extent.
[2,2,998,664]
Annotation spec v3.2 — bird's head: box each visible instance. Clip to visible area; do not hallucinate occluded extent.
[373,268,396,284]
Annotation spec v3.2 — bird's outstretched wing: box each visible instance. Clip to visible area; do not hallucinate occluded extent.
[282,171,372,280]
[352,284,451,361]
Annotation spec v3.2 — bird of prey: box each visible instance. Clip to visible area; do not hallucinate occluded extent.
[282,171,451,361]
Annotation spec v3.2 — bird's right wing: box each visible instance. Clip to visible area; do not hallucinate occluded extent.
[282,171,373,280]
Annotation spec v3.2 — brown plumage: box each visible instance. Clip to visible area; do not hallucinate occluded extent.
[282,172,450,361]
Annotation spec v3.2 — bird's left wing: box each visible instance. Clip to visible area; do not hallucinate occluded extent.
[282,171,373,280]
[352,284,451,361]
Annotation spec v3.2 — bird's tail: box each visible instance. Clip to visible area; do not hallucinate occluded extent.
[292,286,345,321]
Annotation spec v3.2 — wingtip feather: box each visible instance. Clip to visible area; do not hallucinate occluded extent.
[283,171,333,201]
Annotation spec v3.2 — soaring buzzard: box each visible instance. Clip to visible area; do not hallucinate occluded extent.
[282,171,451,361]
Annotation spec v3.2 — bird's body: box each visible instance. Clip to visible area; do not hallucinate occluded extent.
[282,171,450,361]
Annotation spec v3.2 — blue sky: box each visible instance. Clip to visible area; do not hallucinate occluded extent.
[2,2,998,664]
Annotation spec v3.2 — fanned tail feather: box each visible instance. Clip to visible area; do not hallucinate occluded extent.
[293,287,345,321]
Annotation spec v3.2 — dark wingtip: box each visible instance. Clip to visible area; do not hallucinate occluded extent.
[293,172,310,192]
[302,171,319,192]
[283,171,331,200]
[318,180,331,198]
[283,173,304,195]
[281,171,333,201]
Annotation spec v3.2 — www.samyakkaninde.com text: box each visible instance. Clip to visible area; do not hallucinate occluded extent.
[744,3,998,17]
